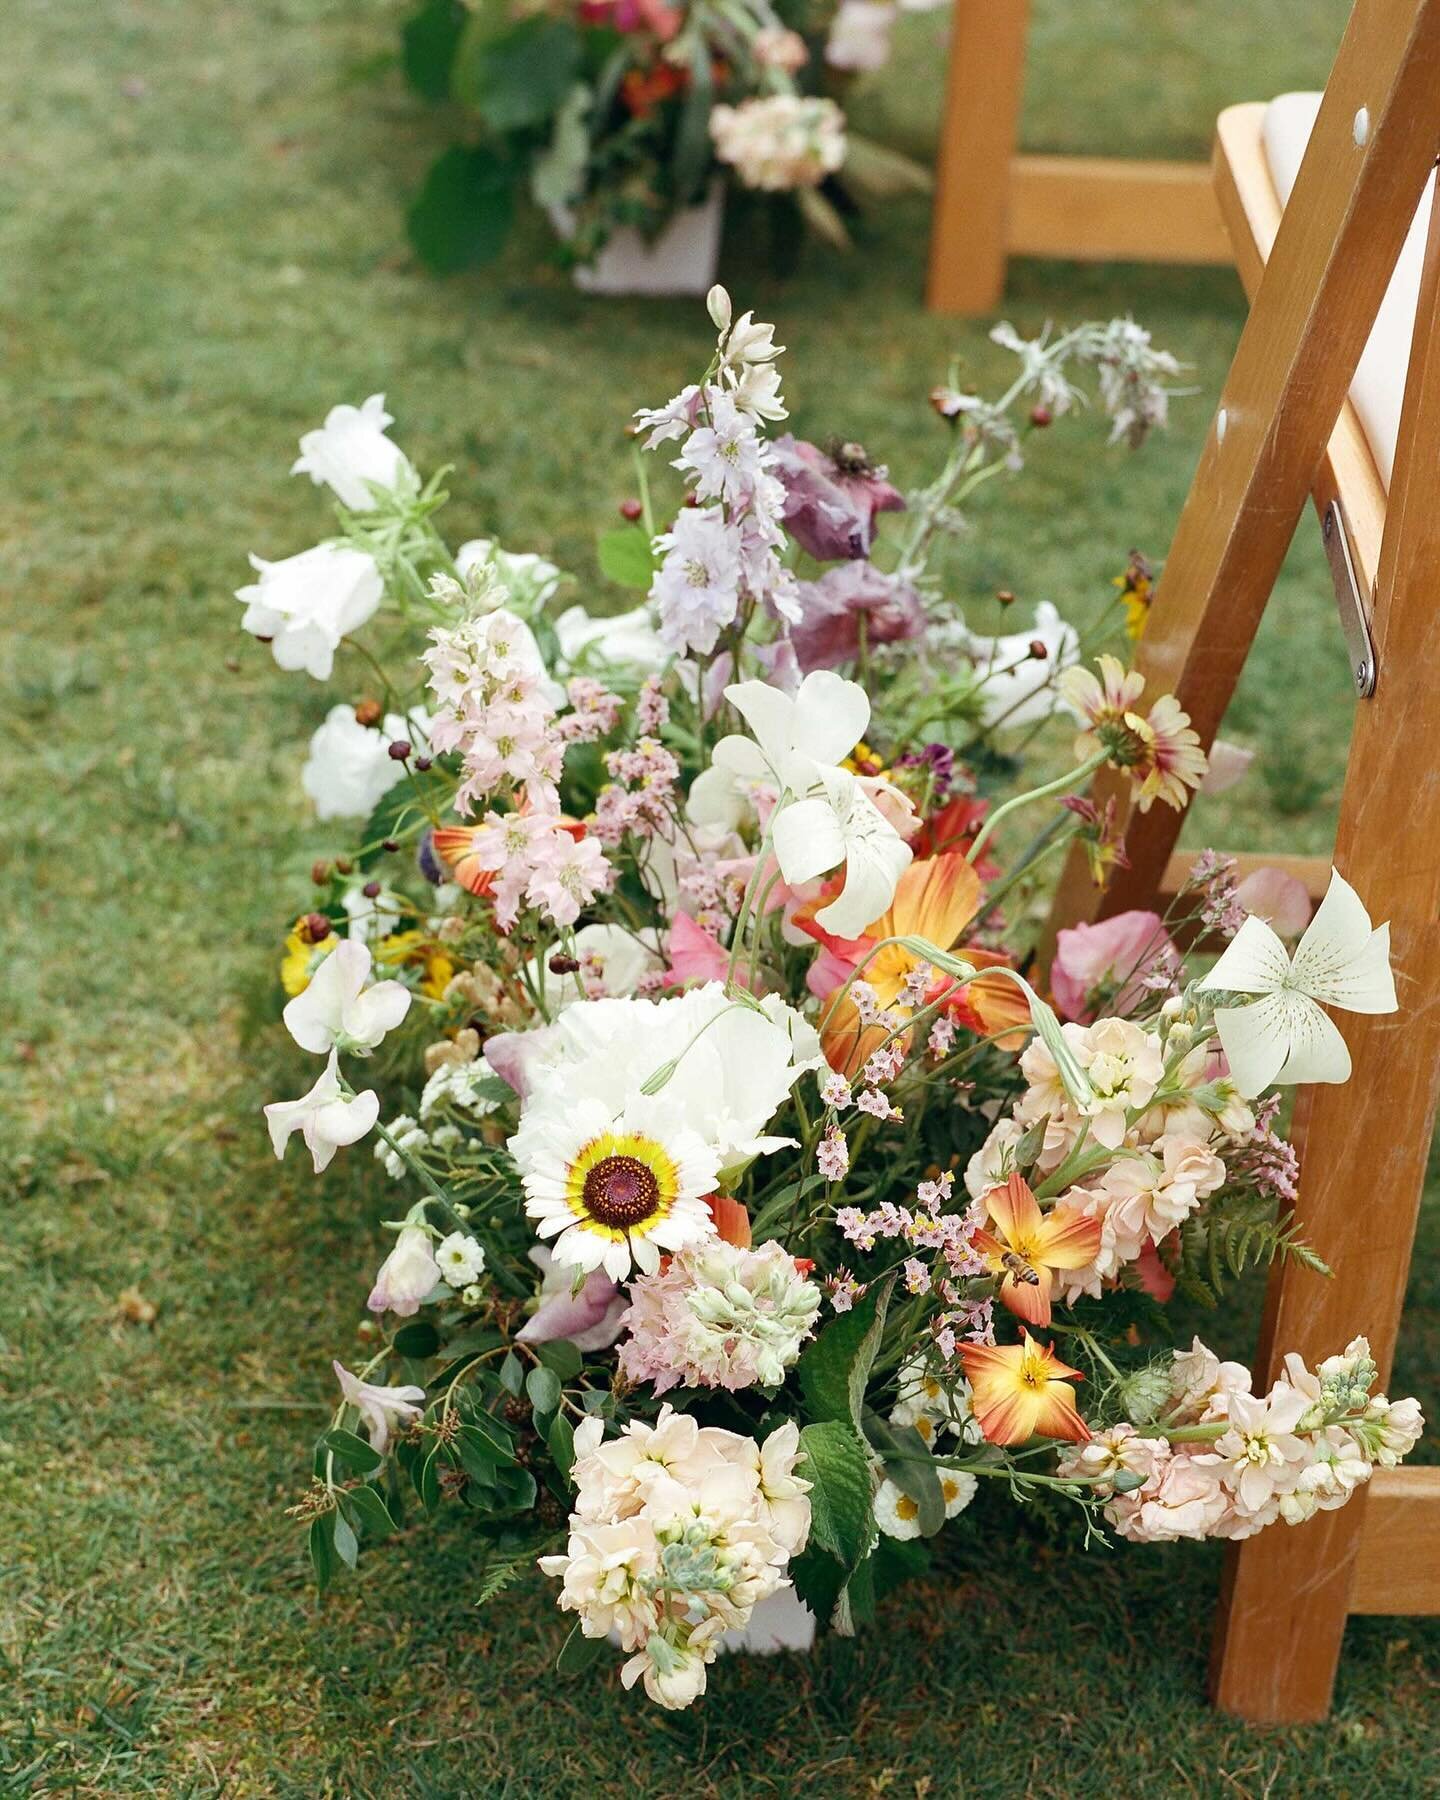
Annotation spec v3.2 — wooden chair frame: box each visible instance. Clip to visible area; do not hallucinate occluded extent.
[1042,0,1440,1721]
[926,0,1231,314]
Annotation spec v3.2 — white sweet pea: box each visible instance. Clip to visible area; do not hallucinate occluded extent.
[282,938,412,1056]
[236,542,384,681]
[263,1049,379,1173]
[367,1224,442,1316]
[293,394,413,511]
[332,1360,427,1453]
[716,672,911,936]
[1198,868,1396,1096]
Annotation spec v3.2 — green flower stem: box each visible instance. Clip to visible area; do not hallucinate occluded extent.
[965,748,1109,868]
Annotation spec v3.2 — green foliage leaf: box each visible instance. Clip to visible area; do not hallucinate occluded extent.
[1178,1196,1330,1306]
[460,1411,518,1466]
[308,1515,335,1593]
[490,1463,538,1512]
[452,18,582,131]
[862,1412,945,1537]
[525,1365,562,1419]
[332,1508,360,1570]
[418,1443,443,1511]
[321,1427,383,1476]
[796,1271,897,1432]
[799,1420,875,1572]
[358,759,457,869]
[500,1350,525,1397]
[476,1551,537,1608]
[393,1320,441,1360]
[401,0,468,101]
[556,1620,607,1676]
[535,1338,583,1380]
[340,1484,397,1540]
[547,1412,576,1482]
[788,1543,847,1625]
[671,40,713,205]
[596,526,657,591]
[408,146,517,275]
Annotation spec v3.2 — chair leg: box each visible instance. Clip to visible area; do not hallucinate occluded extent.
[926,0,1029,314]
[1212,168,1440,1723]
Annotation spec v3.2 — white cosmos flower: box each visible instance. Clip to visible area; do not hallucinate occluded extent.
[236,542,384,681]
[512,1094,721,1280]
[716,672,911,937]
[282,938,413,1056]
[263,1049,379,1173]
[1198,867,1396,1095]
[512,984,823,1178]
[293,394,413,511]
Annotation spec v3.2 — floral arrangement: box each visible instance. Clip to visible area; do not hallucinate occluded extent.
[398,0,939,272]
[241,292,1423,1712]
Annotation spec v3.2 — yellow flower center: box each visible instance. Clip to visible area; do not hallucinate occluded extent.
[895,1494,919,1522]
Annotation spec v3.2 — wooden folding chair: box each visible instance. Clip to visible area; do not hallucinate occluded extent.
[1040,0,1440,1722]
[926,0,1231,314]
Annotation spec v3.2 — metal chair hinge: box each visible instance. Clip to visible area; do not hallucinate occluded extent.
[1322,500,1376,697]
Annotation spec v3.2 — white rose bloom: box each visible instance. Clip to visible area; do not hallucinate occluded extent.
[292,393,413,511]
[301,706,430,820]
[237,542,384,681]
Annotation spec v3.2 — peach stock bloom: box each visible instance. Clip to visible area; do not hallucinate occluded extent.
[802,852,1030,1077]
[1110,1454,1230,1542]
[972,1172,1102,1327]
[1017,1016,1164,1152]
[961,1332,1090,1445]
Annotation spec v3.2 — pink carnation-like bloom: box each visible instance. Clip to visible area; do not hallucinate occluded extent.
[617,1240,821,1395]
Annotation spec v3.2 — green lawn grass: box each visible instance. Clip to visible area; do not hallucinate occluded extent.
[5,1,1438,1792]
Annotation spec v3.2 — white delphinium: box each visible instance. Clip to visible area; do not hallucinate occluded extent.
[374,1114,427,1179]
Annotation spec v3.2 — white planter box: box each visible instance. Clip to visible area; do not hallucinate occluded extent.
[717,1586,816,1656]
[550,188,724,298]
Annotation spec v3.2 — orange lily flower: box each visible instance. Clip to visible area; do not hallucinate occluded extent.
[705,1194,752,1248]
[960,1332,1091,1445]
[972,1172,1102,1328]
[800,852,1031,1076]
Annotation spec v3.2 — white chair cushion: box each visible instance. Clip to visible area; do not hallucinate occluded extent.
[1262,91,1432,489]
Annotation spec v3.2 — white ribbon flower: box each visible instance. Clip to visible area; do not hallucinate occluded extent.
[263,1049,379,1172]
[282,938,413,1055]
[1198,868,1396,1095]
[715,671,912,937]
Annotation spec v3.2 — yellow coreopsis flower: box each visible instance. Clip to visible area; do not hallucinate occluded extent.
[374,929,455,1001]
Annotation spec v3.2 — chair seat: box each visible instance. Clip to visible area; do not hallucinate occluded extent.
[1260,91,1433,490]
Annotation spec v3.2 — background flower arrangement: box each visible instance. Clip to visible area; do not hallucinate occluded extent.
[398,0,939,275]
[239,290,1422,1712]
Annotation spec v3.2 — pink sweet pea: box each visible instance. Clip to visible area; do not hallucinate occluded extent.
[1233,866,1313,938]
[771,436,905,562]
[1051,910,1174,1023]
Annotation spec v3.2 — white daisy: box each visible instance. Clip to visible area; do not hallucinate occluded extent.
[510,1095,720,1281]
